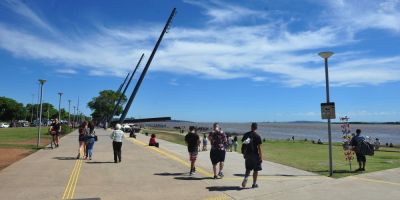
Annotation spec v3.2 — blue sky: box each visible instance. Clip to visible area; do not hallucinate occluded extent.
[0,0,400,122]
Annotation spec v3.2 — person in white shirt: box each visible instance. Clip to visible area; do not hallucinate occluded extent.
[110,124,125,163]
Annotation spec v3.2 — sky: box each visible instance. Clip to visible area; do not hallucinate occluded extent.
[0,0,400,122]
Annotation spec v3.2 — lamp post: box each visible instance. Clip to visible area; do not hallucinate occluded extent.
[319,51,334,176]
[73,106,76,128]
[68,100,71,126]
[58,92,63,121]
[37,79,46,148]
[30,94,34,123]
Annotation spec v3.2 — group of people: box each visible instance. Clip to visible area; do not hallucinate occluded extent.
[184,122,263,188]
[76,121,97,160]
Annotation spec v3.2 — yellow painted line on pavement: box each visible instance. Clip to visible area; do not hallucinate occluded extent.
[350,176,400,187]
[128,137,214,177]
[62,158,83,199]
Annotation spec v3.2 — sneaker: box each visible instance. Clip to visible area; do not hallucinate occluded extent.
[193,167,196,173]
[89,157,92,160]
[218,171,224,178]
[189,171,194,176]
[213,175,218,179]
[361,168,365,171]
[252,183,258,188]
[241,178,248,188]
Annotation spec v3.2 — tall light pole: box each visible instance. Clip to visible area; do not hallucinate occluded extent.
[68,100,71,126]
[30,94,34,123]
[319,51,334,176]
[58,92,63,121]
[73,106,76,128]
[37,79,46,148]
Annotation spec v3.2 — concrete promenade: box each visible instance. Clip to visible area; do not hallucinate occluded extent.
[0,129,399,200]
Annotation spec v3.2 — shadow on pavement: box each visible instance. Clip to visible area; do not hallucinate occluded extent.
[233,173,317,177]
[86,161,115,164]
[154,172,186,176]
[206,186,245,191]
[174,176,214,181]
[52,157,76,160]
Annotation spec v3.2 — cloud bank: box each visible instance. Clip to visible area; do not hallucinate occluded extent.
[0,0,400,87]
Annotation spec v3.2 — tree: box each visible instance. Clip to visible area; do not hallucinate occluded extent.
[26,103,58,121]
[88,90,127,123]
[0,96,26,121]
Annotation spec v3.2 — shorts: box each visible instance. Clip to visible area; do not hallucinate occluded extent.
[189,151,198,162]
[245,154,262,171]
[356,153,366,162]
[210,148,226,165]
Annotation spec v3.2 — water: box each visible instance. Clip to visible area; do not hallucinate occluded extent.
[144,122,400,145]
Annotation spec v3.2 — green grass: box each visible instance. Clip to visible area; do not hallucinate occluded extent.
[141,128,186,145]
[262,140,400,178]
[141,128,400,178]
[0,126,75,150]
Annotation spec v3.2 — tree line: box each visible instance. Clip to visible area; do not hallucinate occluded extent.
[1,89,127,124]
[0,96,74,122]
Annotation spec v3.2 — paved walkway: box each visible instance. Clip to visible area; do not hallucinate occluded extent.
[0,129,399,200]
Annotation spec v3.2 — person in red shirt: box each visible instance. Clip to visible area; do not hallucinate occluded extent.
[149,134,159,148]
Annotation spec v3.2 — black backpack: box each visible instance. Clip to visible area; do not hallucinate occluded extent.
[358,140,374,156]
[241,132,255,156]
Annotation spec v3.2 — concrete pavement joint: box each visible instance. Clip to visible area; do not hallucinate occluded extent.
[350,176,400,187]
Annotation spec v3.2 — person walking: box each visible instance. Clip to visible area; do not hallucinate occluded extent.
[208,123,227,179]
[241,123,263,188]
[202,134,208,151]
[50,118,61,147]
[85,121,96,160]
[77,121,88,159]
[233,136,238,152]
[185,126,200,175]
[351,129,367,171]
[110,124,124,163]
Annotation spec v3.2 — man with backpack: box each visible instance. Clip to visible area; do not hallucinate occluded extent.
[241,123,262,188]
[351,129,367,171]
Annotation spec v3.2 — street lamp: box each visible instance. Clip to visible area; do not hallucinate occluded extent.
[73,106,76,128]
[37,79,46,148]
[319,51,334,176]
[58,92,63,121]
[68,100,71,126]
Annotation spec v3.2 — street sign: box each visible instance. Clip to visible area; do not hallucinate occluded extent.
[321,102,336,119]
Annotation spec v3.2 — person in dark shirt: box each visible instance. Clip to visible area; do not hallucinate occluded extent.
[351,129,366,171]
[185,126,200,175]
[208,123,227,179]
[50,119,61,147]
[241,123,262,188]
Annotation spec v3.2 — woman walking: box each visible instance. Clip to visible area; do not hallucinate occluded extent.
[110,124,124,163]
[77,121,88,159]
[85,121,97,160]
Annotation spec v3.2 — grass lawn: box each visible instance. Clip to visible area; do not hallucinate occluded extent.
[0,126,74,150]
[142,128,400,178]
[141,128,186,146]
[263,140,400,178]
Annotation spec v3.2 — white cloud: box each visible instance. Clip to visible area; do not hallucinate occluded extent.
[184,0,267,24]
[1,0,55,33]
[325,0,400,33]
[0,0,400,87]
[56,68,77,74]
